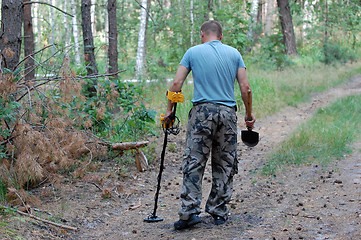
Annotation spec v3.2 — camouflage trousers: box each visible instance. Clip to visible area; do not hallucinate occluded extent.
[178,103,238,220]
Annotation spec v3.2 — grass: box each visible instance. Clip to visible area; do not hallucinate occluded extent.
[145,60,361,125]
[262,95,361,175]
[248,60,361,118]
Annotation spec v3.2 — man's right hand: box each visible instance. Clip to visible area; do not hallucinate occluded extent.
[245,113,256,130]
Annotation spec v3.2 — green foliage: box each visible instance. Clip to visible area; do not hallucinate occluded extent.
[0,96,22,159]
[55,77,157,142]
[0,206,16,216]
[0,180,7,203]
[322,41,357,65]
[250,34,294,70]
[263,95,361,175]
[214,1,250,52]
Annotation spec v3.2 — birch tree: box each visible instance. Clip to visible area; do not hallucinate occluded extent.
[33,1,39,44]
[50,0,56,53]
[265,0,276,36]
[72,0,81,65]
[135,0,149,79]
[190,0,194,46]
[248,0,259,39]
[63,0,71,48]
[91,0,96,35]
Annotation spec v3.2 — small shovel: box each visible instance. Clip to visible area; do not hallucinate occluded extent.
[241,90,259,147]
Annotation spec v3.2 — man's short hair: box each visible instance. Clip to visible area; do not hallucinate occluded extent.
[201,20,222,38]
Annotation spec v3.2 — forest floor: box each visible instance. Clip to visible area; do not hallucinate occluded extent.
[3,75,361,240]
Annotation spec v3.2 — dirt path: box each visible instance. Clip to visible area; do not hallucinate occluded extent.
[14,75,361,239]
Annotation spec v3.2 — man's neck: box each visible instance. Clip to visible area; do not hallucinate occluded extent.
[201,32,223,44]
[202,37,220,44]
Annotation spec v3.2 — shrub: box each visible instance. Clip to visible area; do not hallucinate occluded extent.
[322,41,357,64]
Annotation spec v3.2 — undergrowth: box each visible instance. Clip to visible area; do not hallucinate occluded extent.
[263,95,361,175]
[0,55,156,205]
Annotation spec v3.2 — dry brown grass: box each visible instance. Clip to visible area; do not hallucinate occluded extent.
[0,60,109,206]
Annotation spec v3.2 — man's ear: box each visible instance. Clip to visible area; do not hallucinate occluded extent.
[219,34,223,41]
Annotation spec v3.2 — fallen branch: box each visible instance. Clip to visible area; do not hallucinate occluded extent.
[98,141,150,171]
[16,208,79,231]
[104,141,149,150]
[0,205,78,231]
[129,204,141,210]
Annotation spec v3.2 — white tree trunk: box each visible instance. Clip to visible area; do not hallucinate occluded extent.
[303,0,312,38]
[248,0,259,39]
[50,0,55,53]
[91,0,96,36]
[104,8,109,44]
[190,0,194,46]
[71,0,81,65]
[33,2,38,43]
[63,0,70,47]
[135,0,148,79]
[104,8,109,74]
[265,0,276,36]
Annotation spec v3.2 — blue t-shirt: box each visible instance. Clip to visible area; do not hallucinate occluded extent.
[180,40,246,107]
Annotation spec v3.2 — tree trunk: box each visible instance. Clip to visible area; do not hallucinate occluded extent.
[107,0,118,78]
[50,0,55,54]
[277,0,298,55]
[0,0,24,71]
[23,0,35,81]
[257,0,264,26]
[204,0,212,21]
[265,0,276,36]
[135,0,148,79]
[63,0,70,48]
[81,0,98,74]
[248,0,259,39]
[190,0,194,46]
[91,0,96,35]
[33,1,38,43]
[81,0,98,97]
[71,0,81,65]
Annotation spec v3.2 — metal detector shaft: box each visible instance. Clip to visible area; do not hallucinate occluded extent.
[148,129,168,221]
[145,103,178,223]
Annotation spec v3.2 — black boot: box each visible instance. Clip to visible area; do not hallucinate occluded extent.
[174,214,201,230]
[213,215,226,225]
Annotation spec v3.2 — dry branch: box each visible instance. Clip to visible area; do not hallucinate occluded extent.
[0,205,78,231]
[100,141,149,171]
[107,141,149,150]
[16,208,79,231]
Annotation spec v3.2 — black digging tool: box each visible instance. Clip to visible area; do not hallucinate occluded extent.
[144,103,180,223]
[241,89,259,147]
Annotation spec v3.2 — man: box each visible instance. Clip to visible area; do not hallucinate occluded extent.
[164,20,255,230]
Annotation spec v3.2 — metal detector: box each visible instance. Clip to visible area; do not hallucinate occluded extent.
[144,92,182,223]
